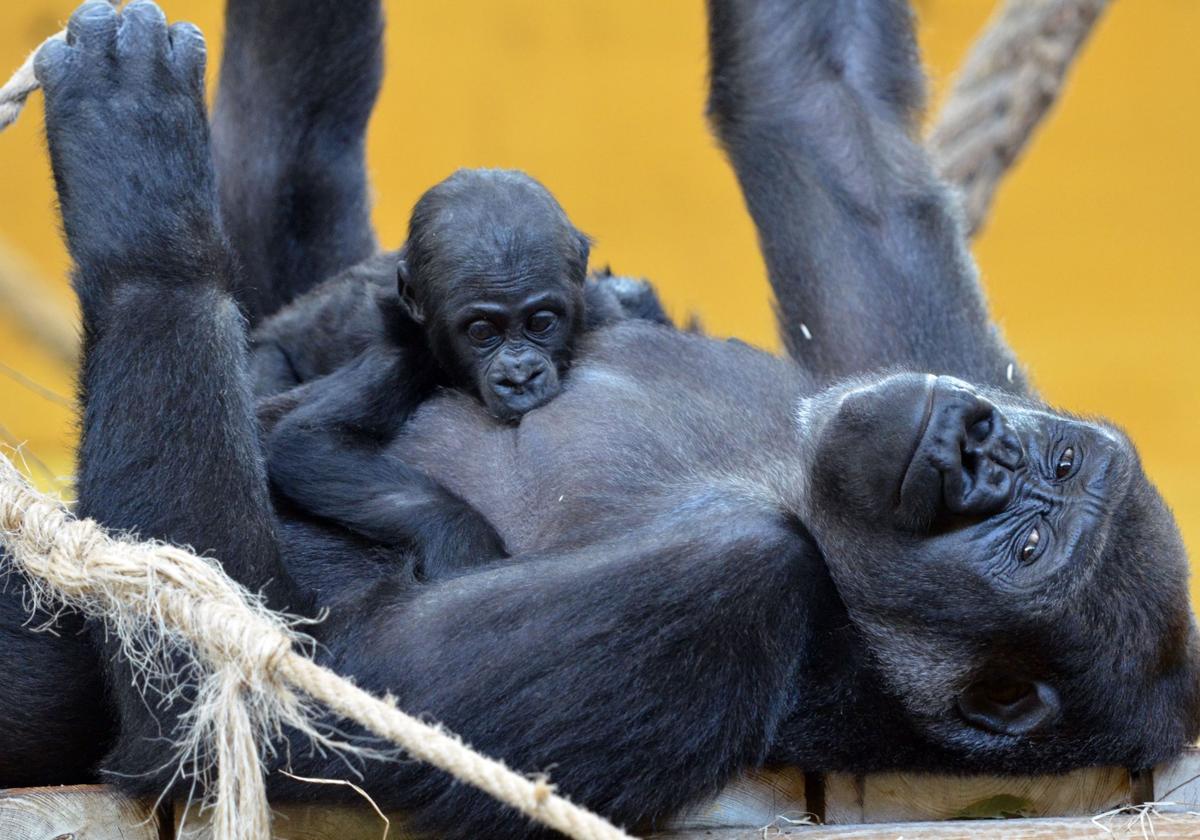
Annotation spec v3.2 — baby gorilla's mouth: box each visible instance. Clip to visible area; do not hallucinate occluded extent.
[897,378,1024,530]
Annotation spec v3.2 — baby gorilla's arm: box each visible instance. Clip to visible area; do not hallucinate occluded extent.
[266,347,507,579]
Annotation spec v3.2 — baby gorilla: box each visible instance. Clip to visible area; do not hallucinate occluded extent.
[266,169,666,579]
[402,169,586,420]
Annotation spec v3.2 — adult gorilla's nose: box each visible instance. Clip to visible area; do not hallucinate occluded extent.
[950,403,1023,515]
[899,379,1025,526]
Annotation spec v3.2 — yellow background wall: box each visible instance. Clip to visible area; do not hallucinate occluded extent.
[0,2,1197,596]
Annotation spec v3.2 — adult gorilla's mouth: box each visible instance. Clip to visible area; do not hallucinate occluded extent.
[897,377,1024,530]
[898,376,938,503]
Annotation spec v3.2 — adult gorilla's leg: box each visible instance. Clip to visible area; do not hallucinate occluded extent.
[36,1,301,789]
[212,0,383,324]
[707,0,1024,393]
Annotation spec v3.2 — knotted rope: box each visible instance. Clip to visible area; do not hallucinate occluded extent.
[0,453,633,840]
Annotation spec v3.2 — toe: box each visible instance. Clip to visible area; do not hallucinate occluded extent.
[33,35,72,89]
[67,1,118,54]
[118,1,170,59]
[167,21,207,85]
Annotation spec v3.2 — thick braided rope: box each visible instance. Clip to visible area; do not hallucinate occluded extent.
[0,454,633,840]
[0,29,67,133]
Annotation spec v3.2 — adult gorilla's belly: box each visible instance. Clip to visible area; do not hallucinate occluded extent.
[396,321,808,553]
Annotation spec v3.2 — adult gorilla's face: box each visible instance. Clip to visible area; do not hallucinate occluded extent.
[795,373,1200,771]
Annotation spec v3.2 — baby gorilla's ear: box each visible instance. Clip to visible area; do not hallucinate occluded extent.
[568,229,593,285]
[396,250,425,325]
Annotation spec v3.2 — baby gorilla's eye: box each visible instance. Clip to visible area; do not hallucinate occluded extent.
[1055,446,1075,479]
[526,311,558,336]
[1020,526,1042,563]
[467,320,500,344]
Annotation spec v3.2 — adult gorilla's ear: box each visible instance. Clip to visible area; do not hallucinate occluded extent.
[396,248,425,325]
[957,677,1061,736]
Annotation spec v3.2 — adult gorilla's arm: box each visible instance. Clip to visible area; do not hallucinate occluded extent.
[212,0,383,324]
[284,510,821,837]
[707,0,1026,393]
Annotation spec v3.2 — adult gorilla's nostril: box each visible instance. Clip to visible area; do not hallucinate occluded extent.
[944,405,1022,516]
[965,408,1024,470]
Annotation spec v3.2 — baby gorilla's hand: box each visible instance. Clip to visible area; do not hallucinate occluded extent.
[35,2,216,281]
[411,499,509,582]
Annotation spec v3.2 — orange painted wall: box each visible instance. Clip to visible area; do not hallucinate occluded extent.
[1,2,1197,597]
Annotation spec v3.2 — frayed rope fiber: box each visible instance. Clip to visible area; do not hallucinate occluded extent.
[0,453,633,840]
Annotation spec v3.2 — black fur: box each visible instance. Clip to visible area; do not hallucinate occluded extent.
[0,581,111,786]
[9,2,1199,839]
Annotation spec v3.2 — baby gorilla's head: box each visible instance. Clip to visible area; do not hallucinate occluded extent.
[398,169,591,421]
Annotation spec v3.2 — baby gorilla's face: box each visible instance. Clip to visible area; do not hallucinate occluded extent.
[440,276,581,422]
[401,169,593,421]
[453,290,576,422]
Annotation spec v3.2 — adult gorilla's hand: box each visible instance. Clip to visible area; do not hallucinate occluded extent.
[35,1,215,302]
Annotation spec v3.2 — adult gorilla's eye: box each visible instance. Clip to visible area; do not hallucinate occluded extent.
[1055,446,1075,479]
[526,311,558,336]
[467,320,500,344]
[1020,526,1042,563]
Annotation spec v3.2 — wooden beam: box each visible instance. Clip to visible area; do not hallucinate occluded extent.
[825,765,1131,823]
[1153,748,1200,810]
[0,784,161,840]
[5,750,1200,838]
[665,767,808,830]
[661,813,1200,839]
[176,799,405,840]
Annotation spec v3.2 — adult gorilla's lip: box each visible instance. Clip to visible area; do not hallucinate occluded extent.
[896,374,939,506]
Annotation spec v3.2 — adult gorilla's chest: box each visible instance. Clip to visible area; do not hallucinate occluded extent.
[394,322,809,553]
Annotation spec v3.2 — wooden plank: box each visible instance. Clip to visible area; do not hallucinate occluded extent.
[176,800,409,840]
[661,812,1200,838]
[1153,748,1200,811]
[174,769,805,839]
[825,765,1132,824]
[665,767,808,830]
[0,784,160,840]
[6,748,1200,838]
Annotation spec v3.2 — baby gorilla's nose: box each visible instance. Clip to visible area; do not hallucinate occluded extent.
[494,357,546,394]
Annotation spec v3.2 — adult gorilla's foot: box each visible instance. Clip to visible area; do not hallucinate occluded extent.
[35,1,216,307]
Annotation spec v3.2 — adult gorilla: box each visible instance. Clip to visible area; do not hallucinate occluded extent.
[17,0,1200,837]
